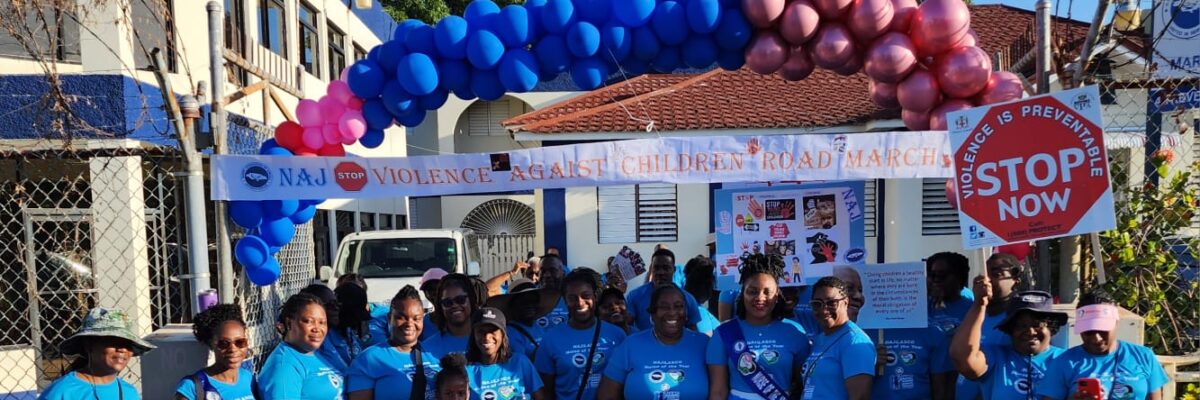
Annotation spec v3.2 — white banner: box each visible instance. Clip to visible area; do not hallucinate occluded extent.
[212,132,954,200]
[1153,1,1200,79]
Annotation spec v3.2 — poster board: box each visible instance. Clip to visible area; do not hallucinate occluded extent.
[851,262,928,330]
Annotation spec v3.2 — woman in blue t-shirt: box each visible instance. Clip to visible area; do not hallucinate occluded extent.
[707,254,813,400]
[1035,290,1168,400]
[424,274,481,358]
[464,307,544,400]
[258,293,345,399]
[598,283,710,400]
[324,284,375,370]
[347,285,441,400]
[175,304,257,400]
[799,276,876,400]
[534,269,627,399]
[40,307,156,400]
[597,286,631,334]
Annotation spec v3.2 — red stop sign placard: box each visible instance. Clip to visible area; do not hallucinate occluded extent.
[949,86,1116,248]
[335,162,368,192]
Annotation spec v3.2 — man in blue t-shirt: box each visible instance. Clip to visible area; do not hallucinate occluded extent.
[926,252,974,398]
[626,248,701,331]
[872,327,955,399]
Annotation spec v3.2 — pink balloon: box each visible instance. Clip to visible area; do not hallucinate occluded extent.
[944,179,958,209]
[810,23,857,70]
[302,126,325,150]
[745,32,789,74]
[339,110,368,139]
[976,71,1026,105]
[864,32,917,83]
[848,0,894,42]
[296,99,324,127]
[890,0,918,33]
[778,46,815,81]
[346,97,364,110]
[340,67,350,82]
[955,28,978,48]
[780,0,820,45]
[340,130,358,145]
[322,124,341,144]
[319,96,346,123]
[901,108,930,130]
[812,0,853,20]
[936,45,992,98]
[910,0,970,57]
[928,98,974,130]
[833,52,862,76]
[869,80,900,109]
[897,68,941,112]
[327,80,354,105]
[743,0,786,28]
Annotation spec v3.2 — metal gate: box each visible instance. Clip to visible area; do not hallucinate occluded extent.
[473,234,537,279]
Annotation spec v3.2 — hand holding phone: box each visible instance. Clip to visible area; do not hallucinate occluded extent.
[1074,378,1103,400]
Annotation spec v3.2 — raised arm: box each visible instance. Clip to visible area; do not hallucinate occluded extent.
[485,261,527,297]
[950,274,992,380]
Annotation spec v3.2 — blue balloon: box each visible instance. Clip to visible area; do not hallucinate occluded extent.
[397,53,440,96]
[524,0,547,27]
[570,58,608,90]
[397,110,427,127]
[717,49,745,70]
[566,22,601,58]
[499,49,541,92]
[434,16,471,60]
[621,57,650,75]
[347,60,386,99]
[404,24,438,56]
[574,0,610,24]
[263,146,293,156]
[540,0,575,34]
[258,139,280,154]
[632,27,660,61]
[452,86,478,101]
[652,46,681,72]
[260,217,296,247]
[465,0,501,31]
[613,0,655,27]
[686,0,722,33]
[264,199,300,219]
[381,80,416,117]
[420,88,450,110]
[234,235,270,268]
[377,39,407,72]
[362,99,395,130]
[472,69,506,101]
[652,1,688,46]
[498,5,533,47]
[393,19,426,41]
[269,246,281,255]
[683,36,718,68]
[246,258,281,286]
[438,60,473,95]
[534,35,572,74]
[228,200,264,229]
[601,23,632,61]
[467,30,506,69]
[360,129,386,149]
[715,8,751,50]
[289,202,318,224]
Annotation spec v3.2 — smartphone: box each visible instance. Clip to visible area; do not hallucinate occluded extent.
[1075,378,1103,400]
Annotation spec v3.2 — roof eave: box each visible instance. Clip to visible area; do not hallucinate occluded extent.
[513,119,906,142]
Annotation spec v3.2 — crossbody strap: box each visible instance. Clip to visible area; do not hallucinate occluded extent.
[575,319,603,400]
[718,321,789,400]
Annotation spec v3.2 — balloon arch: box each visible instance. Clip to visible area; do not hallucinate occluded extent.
[233,0,1026,285]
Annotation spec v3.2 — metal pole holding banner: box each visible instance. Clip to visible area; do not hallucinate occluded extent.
[1034,0,1054,293]
[208,1,236,299]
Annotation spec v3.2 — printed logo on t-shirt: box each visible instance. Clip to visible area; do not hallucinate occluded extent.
[736,352,758,375]
[1111,383,1134,399]
[890,374,915,390]
[206,392,220,400]
[483,390,498,400]
[1015,378,1032,395]
[885,351,898,366]
[761,350,780,365]
[899,351,917,365]
[733,341,747,352]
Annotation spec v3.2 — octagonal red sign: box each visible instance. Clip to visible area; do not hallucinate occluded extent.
[334,162,368,192]
[948,86,1116,249]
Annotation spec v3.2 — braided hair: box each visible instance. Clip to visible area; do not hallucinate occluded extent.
[435,353,469,398]
[192,304,246,344]
[431,274,479,332]
[734,253,791,321]
[563,267,602,294]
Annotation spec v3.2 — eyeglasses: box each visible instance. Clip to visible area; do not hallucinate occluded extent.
[440,294,470,308]
[1012,320,1052,331]
[215,338,249,350]
[810,297,846,310]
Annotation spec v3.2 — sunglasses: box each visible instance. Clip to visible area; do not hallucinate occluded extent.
[810,297,846,310]
[214,338,249,350]
[440,294,470,308]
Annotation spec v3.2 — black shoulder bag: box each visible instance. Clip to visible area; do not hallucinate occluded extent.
[575,319,603,400]
[411,344,428,400]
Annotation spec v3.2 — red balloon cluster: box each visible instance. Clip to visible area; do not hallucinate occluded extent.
[273,77,365,157]
[747,0,1026,129]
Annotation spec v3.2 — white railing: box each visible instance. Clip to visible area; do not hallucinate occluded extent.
[473,234,537,279]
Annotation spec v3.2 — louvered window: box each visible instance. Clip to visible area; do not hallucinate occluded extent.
[597,184,679,243]
[864,180,878,237]
[922,178,961,235]
[467,100,514,136]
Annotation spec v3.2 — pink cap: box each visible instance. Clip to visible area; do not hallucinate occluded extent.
[1073,304,1119,334]
[420,268,449,288]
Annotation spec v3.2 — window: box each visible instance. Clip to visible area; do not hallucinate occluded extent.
[298,2,320,75]
[224,0,245,54]
[259,0,287,57]
[327,22,346,80]
[380,214,394,230]
[336,210,355,244]
[132,0,175,70]
[465,99,530,136]
[353,43,367,61]
[921,178,960,235]
[863,180,878,237]
[597,184,679,243]
[361,212,377,231]
[0,3,81,62]
[336,238,458,277]
[397,215,409,229]
[313,209,332,268]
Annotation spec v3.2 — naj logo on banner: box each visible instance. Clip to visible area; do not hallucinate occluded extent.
[1163,0,1200,39]
[242,163,271,191]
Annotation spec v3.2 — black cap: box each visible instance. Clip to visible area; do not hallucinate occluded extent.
[996,290,1068,333]
[473,307,507,330]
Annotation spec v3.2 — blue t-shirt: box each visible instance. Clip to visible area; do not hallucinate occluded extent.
[346,342,441,399]
[39,372,141,400]
[871,327,954,400]
[604,329,710,399]
[697,307,720,336]
[507,321,545,361]
[1036,341,1168,400]
[957,310,1013,400]
[320,328,367,373]
[800,321,876,400]
[423,331,470,358]
[258,343,344,399]
[367,303,391,347]
[534,321,627,399]
[707,319,812,398]
[466,356,544,400]
[535,298,569,330]
[175,369,257,400]
[969,343,1062,400]
[419,314,437,341]
[626,283,702,331]
[929,296,974,337]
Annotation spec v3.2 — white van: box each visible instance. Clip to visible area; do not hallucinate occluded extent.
[322,228,482,303]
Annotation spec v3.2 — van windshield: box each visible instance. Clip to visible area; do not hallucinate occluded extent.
[339,238,458,278]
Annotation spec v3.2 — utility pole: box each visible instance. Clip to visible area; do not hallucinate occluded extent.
[1033,0,1059,296]
[208,1,236,300]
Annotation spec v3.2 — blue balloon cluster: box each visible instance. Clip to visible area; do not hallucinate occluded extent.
[345,0,752,132]
[231,143,325,284]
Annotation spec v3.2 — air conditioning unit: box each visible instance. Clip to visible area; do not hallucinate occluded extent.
[140,325,210,399]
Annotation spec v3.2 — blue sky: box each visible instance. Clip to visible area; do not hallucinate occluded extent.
[974,0,1152,23]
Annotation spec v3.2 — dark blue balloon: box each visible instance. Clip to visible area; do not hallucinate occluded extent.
[246,258,281,286]
[394,19,426,41]
[381,80,416,117]
[499,49,541,92]
[397,110,427,127]
[717,49,745,70]
[420,88,450,110]
[465,0,501,31]
[359,129,385,149]
[434,16,471,60]
[438,60,473,94]
[376,40,408,72]
[534,35,572,74]
[566,22,601,58]
[229,200,264,229]
[234,235,270,268]
[404,24,438,56]
[683,36,718,68]
[524,0,547,27]
[260,217,296,247]
[621,57,650,75]
[362,100,394,130]
[652,46,681,72]
[263,146,293,156]
[574,0,610,24]
[289,202,319,224]
[472,69,506,101]
[600,23,632,61]
[452,86,478,100]
[264,199,300,219]
[686,0,722,34]
[570,58,608,90]
[347,60,387,99]
[498,5,533,47]
[613,0,655,27]
[259,139,280,154]
[632,27,660,61]
[397,53,440,96]
[715,8,751,50]
[652,1,688,46]
[540,0,575,34]
[467,30,506,69]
